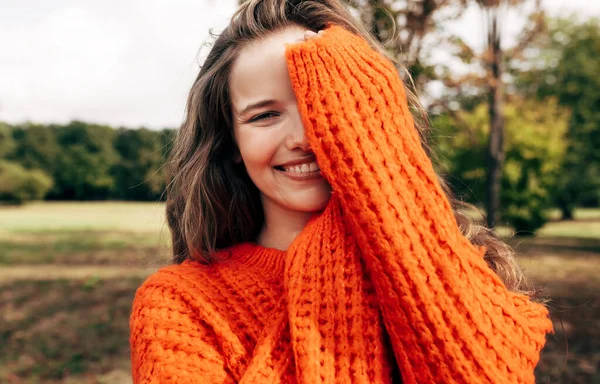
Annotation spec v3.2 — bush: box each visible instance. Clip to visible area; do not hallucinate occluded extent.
[0,161,53,204]
[432,98,569,234]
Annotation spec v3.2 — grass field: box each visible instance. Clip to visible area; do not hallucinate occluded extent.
[0,202,599,383]
[0,202,170,267]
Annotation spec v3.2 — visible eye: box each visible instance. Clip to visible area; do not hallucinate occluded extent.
[249,111,280,123]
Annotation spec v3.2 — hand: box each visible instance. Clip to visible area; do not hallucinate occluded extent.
[301,29,324,42]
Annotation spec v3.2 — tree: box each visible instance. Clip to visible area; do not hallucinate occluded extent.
[500,98,569,233]
[514,17,600,218]
[111,128,171,200]
[51,121,118,200]
[0,122,15,158]
[432,97,569,233]
[0,160,53,205]
[478,0,507,230]
[341,0,547,228]
[346,0,469,92]
[9,123,60,172]
[428,0,546,228]
[5,121,173,201]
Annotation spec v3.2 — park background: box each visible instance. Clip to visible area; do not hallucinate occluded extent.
[1,0,599,383]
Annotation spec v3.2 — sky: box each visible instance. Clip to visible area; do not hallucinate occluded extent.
[0,0,598,129]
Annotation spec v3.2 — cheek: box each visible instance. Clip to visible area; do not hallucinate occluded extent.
[236,129,279,170]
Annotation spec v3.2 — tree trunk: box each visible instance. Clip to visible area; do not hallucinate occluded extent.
[559,201,575,220]
[484,12,505,229]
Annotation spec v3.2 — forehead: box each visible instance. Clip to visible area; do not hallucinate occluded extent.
[229,26,305,112]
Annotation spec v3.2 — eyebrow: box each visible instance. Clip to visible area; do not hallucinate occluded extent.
[238,99,278,117]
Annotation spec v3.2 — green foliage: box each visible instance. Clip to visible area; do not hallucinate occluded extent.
[432,97,569,234]
[0,160,53,204]
[501,98,569,233]
[515,17,600,215]
[0,123,15,158]
[2,121,174,201]
[10,123,60,172]
[111,128,172,201]
[51,121,118,200]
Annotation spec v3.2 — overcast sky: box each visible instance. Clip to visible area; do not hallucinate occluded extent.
[0,0,597,129]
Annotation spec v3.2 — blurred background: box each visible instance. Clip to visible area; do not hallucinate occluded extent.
[0,0,598,383]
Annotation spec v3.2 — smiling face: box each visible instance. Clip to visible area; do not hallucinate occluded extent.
[229,25,331,218]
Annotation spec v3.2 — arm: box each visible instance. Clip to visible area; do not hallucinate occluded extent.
[130,271,295,384]
[286,26,552,384]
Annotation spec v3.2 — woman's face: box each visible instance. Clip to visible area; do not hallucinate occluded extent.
[230,25,331,214]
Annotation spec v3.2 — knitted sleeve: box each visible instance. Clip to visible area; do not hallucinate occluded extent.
[285,26,553,384]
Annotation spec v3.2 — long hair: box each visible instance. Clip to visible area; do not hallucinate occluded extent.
[166,0,535,296]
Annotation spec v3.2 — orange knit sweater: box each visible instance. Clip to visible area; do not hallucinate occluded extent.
[130,26,552,384]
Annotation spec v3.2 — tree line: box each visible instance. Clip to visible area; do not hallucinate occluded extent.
[0,121,173,203]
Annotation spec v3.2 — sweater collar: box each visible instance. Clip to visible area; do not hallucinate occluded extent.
[223,242,286,279]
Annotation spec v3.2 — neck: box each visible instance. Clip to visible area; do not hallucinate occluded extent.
[258,195,315,251]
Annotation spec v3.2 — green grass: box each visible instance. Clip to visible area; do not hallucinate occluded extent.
[0,202,170,265]
[536,220,600,239]
[0,202,167,232]
[466,207,600,239]
[0,229,169,265]
[546,207,600,221]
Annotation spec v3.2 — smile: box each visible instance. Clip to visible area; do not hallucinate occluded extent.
[280,161,320,173]
[273,161,322,180]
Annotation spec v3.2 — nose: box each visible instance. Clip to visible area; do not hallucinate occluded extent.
[285,108,310,151]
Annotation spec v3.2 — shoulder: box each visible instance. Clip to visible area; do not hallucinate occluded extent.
[130,242,282,323]
[129,257,232,344]
[131,243,258,313]
[129,257,237,383]
[138,260,211,288]
[132,258,221,310]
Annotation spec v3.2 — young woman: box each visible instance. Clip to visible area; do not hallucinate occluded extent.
[129,0,553,383]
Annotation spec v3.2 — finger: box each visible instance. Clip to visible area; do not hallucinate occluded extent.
[303,30,317,40]
[307,30,325,40]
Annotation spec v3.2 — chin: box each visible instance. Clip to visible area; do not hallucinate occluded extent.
[293,199,330,213]
[287,189,331,213]
[258,179,332,214]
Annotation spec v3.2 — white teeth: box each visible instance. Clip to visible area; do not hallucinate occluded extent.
[282,161,320,173]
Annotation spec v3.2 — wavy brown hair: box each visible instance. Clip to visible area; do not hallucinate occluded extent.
[166,0,535,295]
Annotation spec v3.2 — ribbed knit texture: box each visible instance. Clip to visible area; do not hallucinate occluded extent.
[130,26,552,384]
